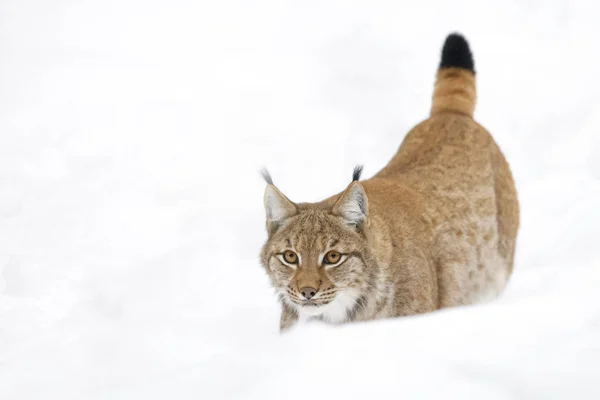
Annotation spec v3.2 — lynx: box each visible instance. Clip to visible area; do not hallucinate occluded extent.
[260,33,519,332]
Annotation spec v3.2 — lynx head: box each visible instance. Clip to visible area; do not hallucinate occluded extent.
[259,167,374,323]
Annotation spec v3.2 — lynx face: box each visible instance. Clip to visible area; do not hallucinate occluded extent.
[260,180,371,323]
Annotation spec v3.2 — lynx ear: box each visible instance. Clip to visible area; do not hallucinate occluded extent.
[264,184,297,233]
[332,182,368,227]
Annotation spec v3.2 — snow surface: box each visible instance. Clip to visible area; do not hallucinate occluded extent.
[1,0,600,399]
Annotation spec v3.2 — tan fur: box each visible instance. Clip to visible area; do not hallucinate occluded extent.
[260,38,519,332]
[431,68,476,117]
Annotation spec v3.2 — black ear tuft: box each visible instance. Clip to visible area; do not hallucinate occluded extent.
[440,33,475,74]
[352,165,364,182]
[260,168,273,185]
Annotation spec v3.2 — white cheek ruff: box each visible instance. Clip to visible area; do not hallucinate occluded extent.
[320,290,359,323]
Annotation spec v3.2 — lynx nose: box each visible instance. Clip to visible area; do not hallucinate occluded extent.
[300,287,317,300]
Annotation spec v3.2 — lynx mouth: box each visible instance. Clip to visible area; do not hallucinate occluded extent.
[281,289,336,310]
[301,301,322,307]
[299,298,335,309]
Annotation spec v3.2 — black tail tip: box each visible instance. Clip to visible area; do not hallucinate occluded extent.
[439,33,475,73]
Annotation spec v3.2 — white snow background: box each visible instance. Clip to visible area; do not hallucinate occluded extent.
[1,0,600,398]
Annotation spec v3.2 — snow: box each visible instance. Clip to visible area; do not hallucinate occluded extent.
[1,0,599,398]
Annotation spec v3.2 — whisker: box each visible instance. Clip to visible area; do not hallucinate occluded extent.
[318,291,338,297]
[284,297,335,307]
[314,296,336,302]
[349,296,368,318]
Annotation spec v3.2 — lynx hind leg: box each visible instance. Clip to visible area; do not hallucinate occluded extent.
[492,148,519,275]
[435,232,478,308]
[279,303,298,333]
[436,261,472,307]
[471,245,511,303]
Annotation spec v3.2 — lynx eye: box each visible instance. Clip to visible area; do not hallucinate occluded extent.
[283,250,298,264]
[323,250,342,265]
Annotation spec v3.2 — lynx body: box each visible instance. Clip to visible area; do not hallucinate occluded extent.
[260,34,519,331]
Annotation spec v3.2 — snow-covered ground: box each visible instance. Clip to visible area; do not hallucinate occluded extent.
[1,1,599,398]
